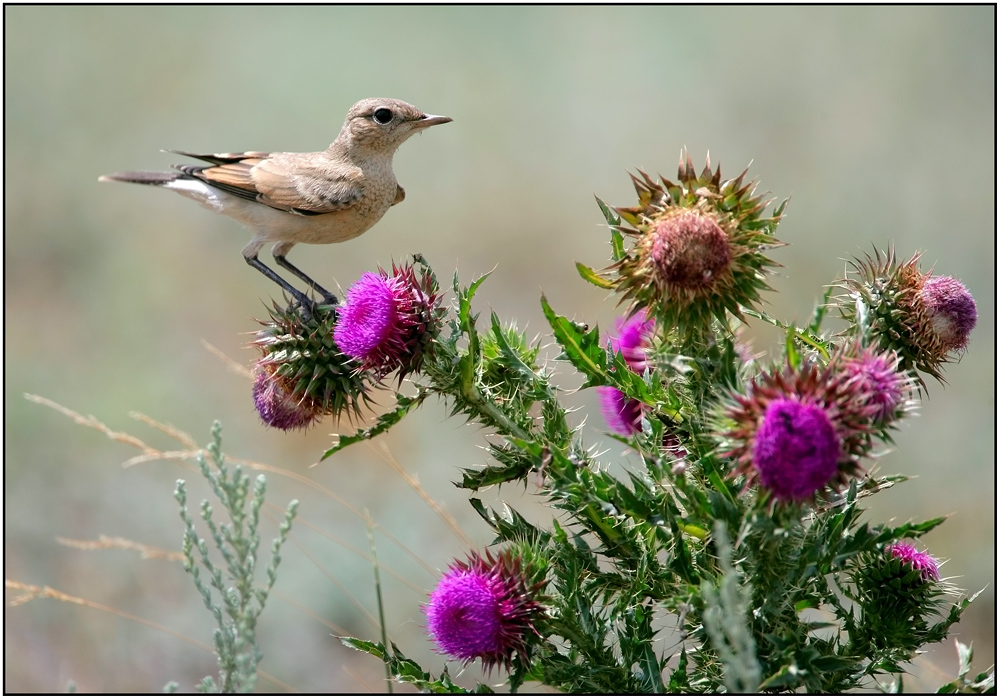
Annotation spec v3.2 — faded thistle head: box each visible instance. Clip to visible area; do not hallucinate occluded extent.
[334,258,444,383]
[251,300,368,430]
[837,248,977,385]
[425,548,546,673]
[598,150,786,338]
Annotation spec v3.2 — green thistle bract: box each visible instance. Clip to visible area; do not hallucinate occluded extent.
[251,300,369,423]
[601,150,786,337]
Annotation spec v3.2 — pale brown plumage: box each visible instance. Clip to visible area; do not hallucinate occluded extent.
[100,98,451,310]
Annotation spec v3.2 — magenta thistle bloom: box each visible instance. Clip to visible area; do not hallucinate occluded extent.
[425,550,545,673]
[838,347,909,425]
[609,312,656,372]
[752,399,840,501]
[334,261,442,381]
[887,542,940,582]
[920,275,977,353]
[252,367,321,431]
[597,386,644,436]
[722,360,879,503]
[596,312,655,435]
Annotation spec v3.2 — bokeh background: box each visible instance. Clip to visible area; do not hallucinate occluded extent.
[5,6,994,693]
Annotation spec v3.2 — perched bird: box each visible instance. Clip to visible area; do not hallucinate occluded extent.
[100,98,452,311]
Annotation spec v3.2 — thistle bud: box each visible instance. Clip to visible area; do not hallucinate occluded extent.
[851,541,945,651]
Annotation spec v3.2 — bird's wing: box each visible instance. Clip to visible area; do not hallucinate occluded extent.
[250,154,362,215]
[172,151,361,216]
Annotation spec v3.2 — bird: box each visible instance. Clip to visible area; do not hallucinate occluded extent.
[99,98,452,312]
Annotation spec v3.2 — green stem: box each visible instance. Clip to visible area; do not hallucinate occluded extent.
[365,511,392,694]
[460,381,532,442]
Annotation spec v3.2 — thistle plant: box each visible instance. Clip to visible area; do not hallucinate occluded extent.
[240,151,988,693]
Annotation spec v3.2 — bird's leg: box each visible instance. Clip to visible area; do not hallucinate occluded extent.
[273,254,339,306]
[244,255,316,317]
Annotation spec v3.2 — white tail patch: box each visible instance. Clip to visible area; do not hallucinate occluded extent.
[164,178,226,213]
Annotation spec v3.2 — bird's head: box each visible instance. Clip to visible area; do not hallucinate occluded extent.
[337,98,452,154]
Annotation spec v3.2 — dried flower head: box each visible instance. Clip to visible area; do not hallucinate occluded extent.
[598,150,786,337]
[837,248,977,385]
[334,260,443,382]
[425,550,545,673]
[251,300,368,427]
[721,359,880,503]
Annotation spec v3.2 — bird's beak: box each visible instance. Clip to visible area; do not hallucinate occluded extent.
[415,114,453,128]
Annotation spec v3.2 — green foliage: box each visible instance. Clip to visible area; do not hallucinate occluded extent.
[174,422,298,693]
[336,233,985,693]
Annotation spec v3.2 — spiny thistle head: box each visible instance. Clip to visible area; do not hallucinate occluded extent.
[251,300,368,426]
[599,150,786,338]
[837,248,977,385]
[834,344,913,426]
[334,258,444,382]
[425,549,546,673]
[720,359,882,503]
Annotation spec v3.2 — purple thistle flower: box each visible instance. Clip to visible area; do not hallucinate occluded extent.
[721,360,880,503]
[252,368,321,431]
[610,312,656,372]
[596,312,654,435]
[752,398,841,501]
[887,542,940,581]
[596,386,645,436]
[920,275,977,353]
[334,262,441,381]
[839,347,908,424]
[425,550,544,673]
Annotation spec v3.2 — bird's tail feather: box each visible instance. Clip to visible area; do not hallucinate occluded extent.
[98,171,181,185]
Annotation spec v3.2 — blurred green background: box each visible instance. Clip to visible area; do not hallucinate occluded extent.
[5,6,994,693]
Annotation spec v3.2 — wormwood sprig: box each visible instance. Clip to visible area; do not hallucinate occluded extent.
[174,421,298,693]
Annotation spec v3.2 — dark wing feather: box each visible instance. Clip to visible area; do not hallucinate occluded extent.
[164,149,271,166]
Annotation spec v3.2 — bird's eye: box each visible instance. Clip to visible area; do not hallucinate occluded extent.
[372,108,393,125]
